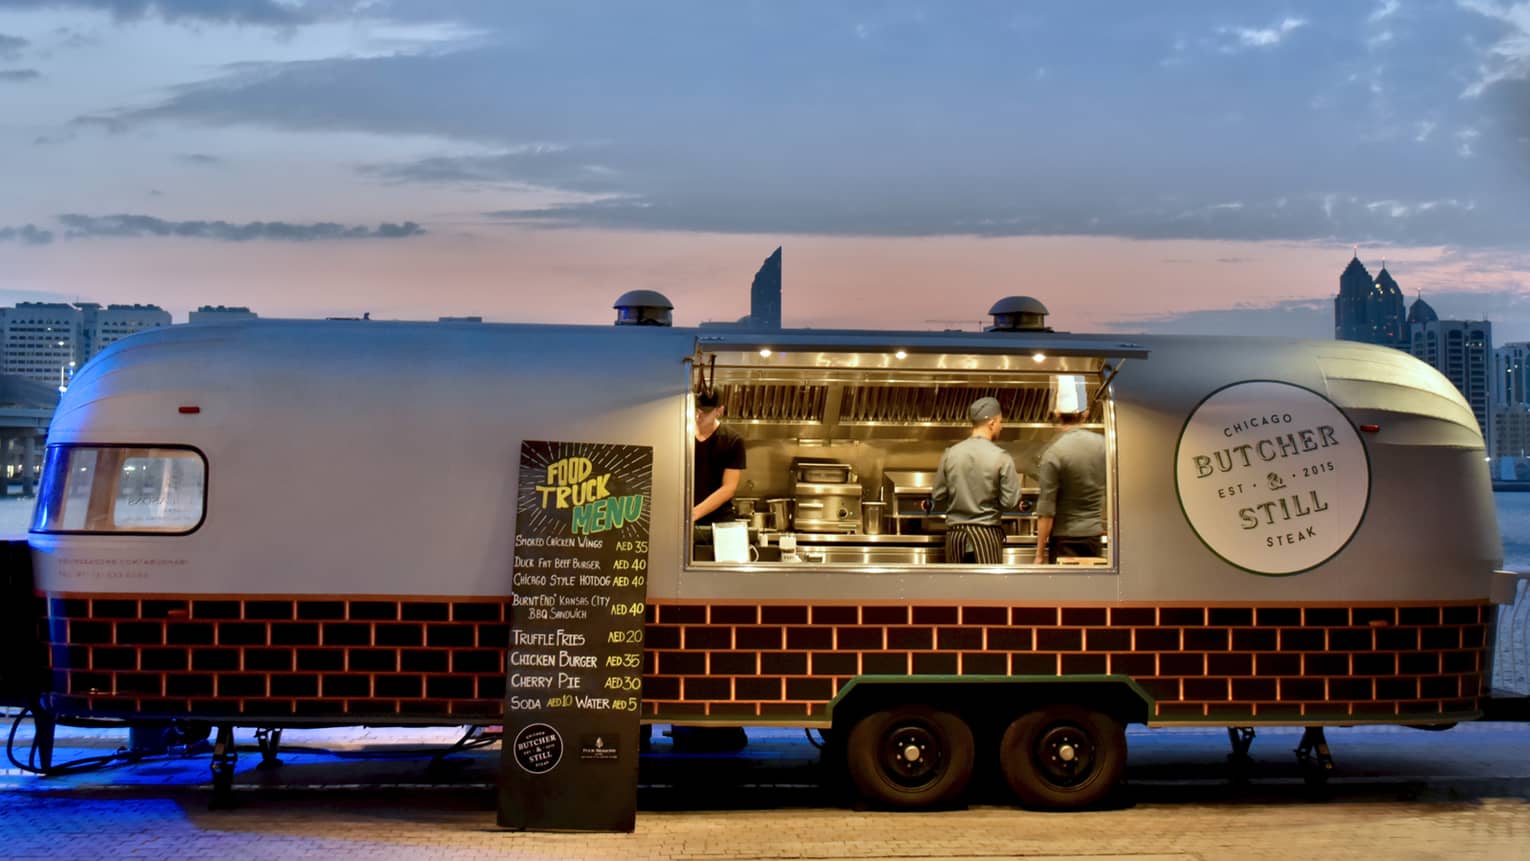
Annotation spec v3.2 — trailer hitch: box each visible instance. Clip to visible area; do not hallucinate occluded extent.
[1293,726,1334,787]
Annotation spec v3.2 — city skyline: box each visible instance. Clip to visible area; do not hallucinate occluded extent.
[2,3,1530,337]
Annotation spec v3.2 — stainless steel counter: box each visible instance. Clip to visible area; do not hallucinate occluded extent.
[783,532,1036,546]
[775,531,1037,564]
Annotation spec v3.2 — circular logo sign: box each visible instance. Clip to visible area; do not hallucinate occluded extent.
[1175,381,1369,576]
[512,723,564,774]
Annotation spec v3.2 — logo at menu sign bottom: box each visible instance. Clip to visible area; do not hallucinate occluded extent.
[513,723,564,774]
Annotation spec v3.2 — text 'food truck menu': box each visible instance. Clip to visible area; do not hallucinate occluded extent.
[498,440,653,833]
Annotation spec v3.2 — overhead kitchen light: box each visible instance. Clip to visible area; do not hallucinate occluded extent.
[894,350,908,360]
[1032,352,1046,363]
[759,348,773,358]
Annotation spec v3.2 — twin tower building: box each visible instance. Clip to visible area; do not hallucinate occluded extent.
[1333,254,1512,469]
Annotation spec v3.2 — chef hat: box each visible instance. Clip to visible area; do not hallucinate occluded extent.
[1053,374,1089,415]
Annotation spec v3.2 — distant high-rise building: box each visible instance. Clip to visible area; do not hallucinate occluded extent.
[747,246,782,330]
[1334,253,1407,348]
[1334,255,1494,452]
[1493,341,1530,460]
[1411,317,1493,455]
[82,303,171,358]
[188,305,258,324]
[1495,341,1530,410]
[0,301,170,389]
[0,302,80,388]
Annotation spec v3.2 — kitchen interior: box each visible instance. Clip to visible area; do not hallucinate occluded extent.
[690,347,1116,567]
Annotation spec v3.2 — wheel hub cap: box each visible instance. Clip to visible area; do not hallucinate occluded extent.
[883,723,943,788]
[1035,724,1095,787]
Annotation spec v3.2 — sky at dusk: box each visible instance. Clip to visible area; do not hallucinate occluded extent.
[3,1,1530,339]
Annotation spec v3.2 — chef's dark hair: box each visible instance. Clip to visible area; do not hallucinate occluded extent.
[696,388,722,409]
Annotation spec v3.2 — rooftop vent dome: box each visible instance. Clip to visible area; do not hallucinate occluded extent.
[613,289,674,327]
[987,296,1051,332]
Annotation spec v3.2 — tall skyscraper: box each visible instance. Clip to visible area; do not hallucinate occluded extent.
[1494,342,1530,462]
[748,246,782,330]
[1334,257,1494,453]
[1334,253,1407,348]
[1411,318,1493,456]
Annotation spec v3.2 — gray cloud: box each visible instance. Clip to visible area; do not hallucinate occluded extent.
[57,213,424,241]
[361,147,625,194]
[175,152,223,166]
[0,68,40,82]
[0,33,26,60]
[0,224,55,244]
[482,191,1523,246]
[51,4,1530,245]
[0,0,318,27]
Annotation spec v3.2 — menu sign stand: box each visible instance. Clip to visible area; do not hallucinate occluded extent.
[497,441,653,832]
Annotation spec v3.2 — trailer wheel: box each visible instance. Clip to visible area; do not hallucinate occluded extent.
[845,706,974,810]
[999,705,1125,810]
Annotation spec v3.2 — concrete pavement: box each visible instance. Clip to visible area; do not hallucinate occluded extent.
[3,717,1529,859]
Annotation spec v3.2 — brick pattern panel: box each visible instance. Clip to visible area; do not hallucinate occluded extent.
[46,597,510,719]
[43,596,1488,725]
[642,602,1488,721]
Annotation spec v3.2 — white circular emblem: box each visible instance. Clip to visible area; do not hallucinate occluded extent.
[1175,381,1369,575]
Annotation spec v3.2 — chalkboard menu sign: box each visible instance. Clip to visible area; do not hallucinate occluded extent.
[497,440,653,832]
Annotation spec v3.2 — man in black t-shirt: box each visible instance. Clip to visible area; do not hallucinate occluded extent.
[673,387,751,752]
[693,388,747,524]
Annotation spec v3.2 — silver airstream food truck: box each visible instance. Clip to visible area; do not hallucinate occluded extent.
[0,293,1519,813]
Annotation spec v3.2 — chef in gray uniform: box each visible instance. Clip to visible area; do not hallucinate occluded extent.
[932,396,1021,564]
[1033,378,1106,563]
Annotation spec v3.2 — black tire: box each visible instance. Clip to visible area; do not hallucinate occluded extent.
[999,705,1126,810]
[845,706,975,810]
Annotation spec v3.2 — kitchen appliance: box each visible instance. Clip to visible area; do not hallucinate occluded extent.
[766,498,793,531]
[882,469,939,535]
[861,501,886,535]
[790,459,863,533]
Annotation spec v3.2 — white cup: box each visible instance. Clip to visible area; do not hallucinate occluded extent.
[778,532,796,554]
[758,531,771,547]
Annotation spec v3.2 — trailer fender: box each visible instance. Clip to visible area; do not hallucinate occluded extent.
[826,674,1154,735]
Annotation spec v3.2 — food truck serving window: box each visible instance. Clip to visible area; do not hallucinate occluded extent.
[31,445,207,535]
[687,335,1137,570]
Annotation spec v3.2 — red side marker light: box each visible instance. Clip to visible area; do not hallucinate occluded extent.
[178,405,201,414]
[1359,424,1380,433]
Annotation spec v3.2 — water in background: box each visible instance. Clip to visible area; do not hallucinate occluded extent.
[0,496,32,537]
[0,493,1525,691]
[1498,492,1530,571]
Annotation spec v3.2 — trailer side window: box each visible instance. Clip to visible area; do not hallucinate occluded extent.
[31,445,206,535]
[686,349,1119,570]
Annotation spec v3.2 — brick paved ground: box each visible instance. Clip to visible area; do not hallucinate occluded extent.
[2,719,1529,860]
